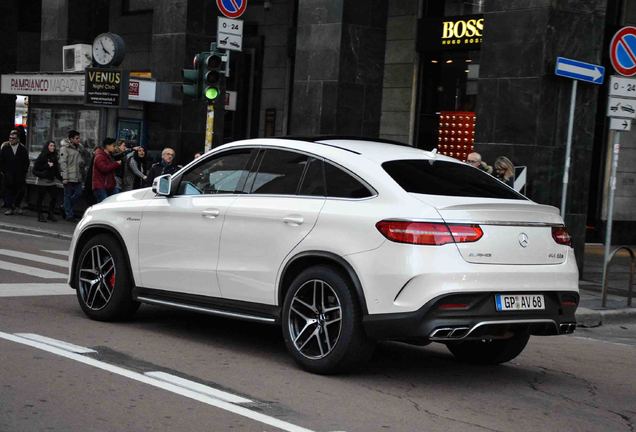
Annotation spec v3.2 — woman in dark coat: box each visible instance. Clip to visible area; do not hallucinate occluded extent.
[33,141,63,222]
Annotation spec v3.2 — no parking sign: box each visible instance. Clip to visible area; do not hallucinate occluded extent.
[610,26,636,76]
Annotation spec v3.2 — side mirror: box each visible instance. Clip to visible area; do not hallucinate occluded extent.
[153,174,172,196]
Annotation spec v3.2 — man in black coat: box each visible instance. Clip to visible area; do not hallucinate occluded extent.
[0,129,30,215]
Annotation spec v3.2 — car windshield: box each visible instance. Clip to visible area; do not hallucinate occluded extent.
[382,159,527,200]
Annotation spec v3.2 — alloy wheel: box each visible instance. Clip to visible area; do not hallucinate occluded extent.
[78,245,116,311]
[288,279,342,359]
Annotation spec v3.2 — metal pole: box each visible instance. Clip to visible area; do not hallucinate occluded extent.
[601,131,621,307]
[561,80,578,217]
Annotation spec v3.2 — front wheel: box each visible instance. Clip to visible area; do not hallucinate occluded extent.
[281,266,374,374]
[75,234,139,321]
[446,333,530,365]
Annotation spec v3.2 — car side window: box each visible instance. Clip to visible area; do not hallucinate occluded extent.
[298,158,325,196]
[324,162,373,198]
[177,149,253,196]
[249,149,309,195]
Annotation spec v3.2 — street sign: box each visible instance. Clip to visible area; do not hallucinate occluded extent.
[217,17,243,51]
[216,0,247,19]
[607,96,636,118]
[610,26,636,76]
[609,75,636,98]
[555,57,605,84]
[609,118,632,131]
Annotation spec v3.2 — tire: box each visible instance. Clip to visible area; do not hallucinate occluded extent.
[75,233,139,321]
[281,265,374,374]
[446,332,530,365]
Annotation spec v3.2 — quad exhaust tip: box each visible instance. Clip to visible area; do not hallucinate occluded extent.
[428,319,570,341]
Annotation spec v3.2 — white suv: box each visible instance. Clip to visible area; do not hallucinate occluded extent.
[68,138,579,374]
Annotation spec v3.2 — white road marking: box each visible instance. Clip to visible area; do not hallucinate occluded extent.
[0,283,74,297]
[0,260,67,279]
[0,332,318,432]
[0,228,42,238]
[0,249,68,267]
[145,371,253,404]
[14,333,96,354]
[572,336,634,348]
[41,250,69,257]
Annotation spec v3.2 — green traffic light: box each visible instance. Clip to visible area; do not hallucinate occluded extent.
[205,87,220,100]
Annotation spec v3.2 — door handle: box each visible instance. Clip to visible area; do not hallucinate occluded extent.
[283,215,304,226]
[201,209,221,219]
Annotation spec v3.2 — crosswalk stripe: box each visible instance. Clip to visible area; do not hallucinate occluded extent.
[41,250,69,257]
[0,260,67,279]
[0,249,68,268]
[0,283,74,297]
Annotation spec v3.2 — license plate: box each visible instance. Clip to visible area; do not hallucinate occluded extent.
[495,294,545,311]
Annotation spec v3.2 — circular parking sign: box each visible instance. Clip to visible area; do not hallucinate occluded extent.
[216,0,247,19]
[610,26,636,76]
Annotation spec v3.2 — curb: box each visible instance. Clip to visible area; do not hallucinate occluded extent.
[0,222,73,241]
[576,306,636,327]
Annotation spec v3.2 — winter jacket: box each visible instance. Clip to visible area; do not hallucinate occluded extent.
[123,152,148,191]
[147,161,181,187]
[59,138,89,183]
[0,141,30,186]
[92,147,120,191]
[33,143,63,187]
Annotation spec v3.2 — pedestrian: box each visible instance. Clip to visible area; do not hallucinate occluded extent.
[123,147,149,191]
[193,152,202,160]
[494,156,515,188]
[59,130,88,221]
[146,147,181,186]
[112,140,130,194]
[92,138,122,203]
[466,152,493,174]
[0,129,30,215]
[32,140,63,222]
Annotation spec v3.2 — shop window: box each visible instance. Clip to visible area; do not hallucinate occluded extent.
[27,107,100,156]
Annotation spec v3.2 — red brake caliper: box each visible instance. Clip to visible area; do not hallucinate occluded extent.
[108,273,116,289]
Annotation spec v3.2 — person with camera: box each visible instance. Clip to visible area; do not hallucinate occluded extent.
[92,138,122,203]
[33,140,63,222]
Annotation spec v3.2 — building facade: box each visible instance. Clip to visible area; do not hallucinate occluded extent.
[1,0,635,271]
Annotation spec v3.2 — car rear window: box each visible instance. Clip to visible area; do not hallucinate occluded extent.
[382,159,527,200]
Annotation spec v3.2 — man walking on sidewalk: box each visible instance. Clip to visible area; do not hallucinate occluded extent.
[0,129,30,215]
[59,130,87,221]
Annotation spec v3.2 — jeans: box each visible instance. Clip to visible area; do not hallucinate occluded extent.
[63,182,83,219]
[93,188,114,203]
[36,185,58,216]
[3,180,25,210]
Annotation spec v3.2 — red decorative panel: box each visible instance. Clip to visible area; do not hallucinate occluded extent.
[437,111,476,161]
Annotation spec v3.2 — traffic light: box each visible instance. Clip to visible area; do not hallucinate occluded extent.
[181,53,207,99]
[202,46,228,103]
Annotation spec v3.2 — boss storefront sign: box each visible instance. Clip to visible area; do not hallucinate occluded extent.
[84,68,129,107]
[417,15,484,52]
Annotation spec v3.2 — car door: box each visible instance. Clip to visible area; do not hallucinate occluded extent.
[137,148,256,297]
[217,149,325,305]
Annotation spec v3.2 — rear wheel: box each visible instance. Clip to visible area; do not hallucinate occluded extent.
[282,265,374,374]
[75,234,139,321]
[446,333,530,365]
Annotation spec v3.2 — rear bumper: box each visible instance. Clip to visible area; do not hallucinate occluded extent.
[362,290,579,341]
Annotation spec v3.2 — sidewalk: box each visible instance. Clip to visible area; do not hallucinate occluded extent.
[0,210,634,326]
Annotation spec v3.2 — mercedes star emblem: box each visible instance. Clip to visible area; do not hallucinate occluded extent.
[518,233,529,248]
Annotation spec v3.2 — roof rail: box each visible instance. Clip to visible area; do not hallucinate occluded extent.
[277,135,412,154]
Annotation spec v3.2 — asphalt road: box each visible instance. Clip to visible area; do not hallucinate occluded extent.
[0,230,635,432]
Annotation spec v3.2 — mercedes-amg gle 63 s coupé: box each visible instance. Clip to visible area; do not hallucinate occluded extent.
[69,138,579,374]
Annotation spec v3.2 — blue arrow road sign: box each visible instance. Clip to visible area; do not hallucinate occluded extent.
[555,57,605,84]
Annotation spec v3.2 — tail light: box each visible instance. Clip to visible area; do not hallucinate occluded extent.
[375,221,483,246]
[552,226,572,247]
